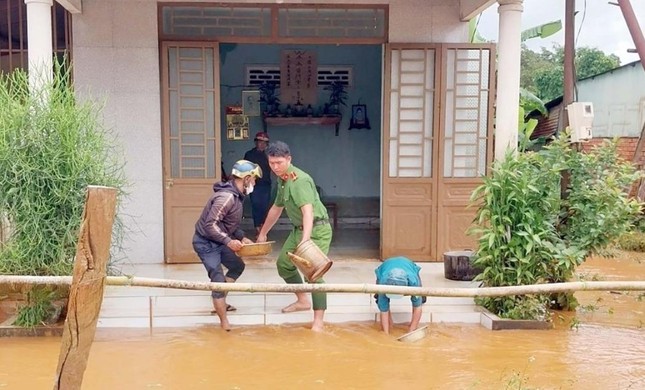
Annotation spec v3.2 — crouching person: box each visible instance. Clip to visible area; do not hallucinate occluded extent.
[192,160,262,331]
[375,256,426,334]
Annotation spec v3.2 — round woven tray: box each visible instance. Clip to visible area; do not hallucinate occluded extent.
[236,241,275,257]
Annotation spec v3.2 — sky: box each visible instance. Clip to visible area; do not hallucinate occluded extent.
[477,0,645,65]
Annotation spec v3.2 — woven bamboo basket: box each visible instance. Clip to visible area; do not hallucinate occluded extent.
[236,241,275,257]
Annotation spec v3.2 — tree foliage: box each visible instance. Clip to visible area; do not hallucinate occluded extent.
[521,44,621,102]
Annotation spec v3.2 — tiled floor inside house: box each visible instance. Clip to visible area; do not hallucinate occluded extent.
[99,227,482,329]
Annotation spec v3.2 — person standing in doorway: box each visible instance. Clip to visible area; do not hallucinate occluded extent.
[244,132,272,234]
[256,141,332,332]
[374,256,425,334]
[193,160,263,331]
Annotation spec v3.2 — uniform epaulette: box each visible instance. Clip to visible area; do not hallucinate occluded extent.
[280,172,298,181]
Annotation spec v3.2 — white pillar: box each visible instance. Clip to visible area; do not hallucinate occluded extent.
[494,0,523,160]
[25,0,54,93]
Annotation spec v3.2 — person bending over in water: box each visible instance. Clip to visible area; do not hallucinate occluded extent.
[374,256,426,334]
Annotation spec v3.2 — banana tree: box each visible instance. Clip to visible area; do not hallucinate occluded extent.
[469,17,562,44]
[469,16,557,150]
[518,88,548,151]
[520,20,562,42]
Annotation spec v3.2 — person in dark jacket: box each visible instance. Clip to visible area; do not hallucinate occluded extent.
[243,132,271,233]
[193,160,262,331]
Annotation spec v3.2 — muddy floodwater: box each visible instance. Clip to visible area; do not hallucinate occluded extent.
[1,254,643,389]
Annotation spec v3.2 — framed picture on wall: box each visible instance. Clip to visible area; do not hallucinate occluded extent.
[349,104,370,130]
[225,106,249,140]
[242,90,261,116]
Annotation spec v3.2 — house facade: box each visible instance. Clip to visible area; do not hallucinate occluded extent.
[2,0,528,265]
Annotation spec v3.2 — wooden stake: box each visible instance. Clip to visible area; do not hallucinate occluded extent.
[53,186,117,390]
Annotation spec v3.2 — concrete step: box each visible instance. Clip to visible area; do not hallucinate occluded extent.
[97,292,481,328]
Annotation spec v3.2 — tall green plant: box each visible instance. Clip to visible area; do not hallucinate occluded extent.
[470,137,641,319]
[470,149,563,319]
[0,65,127,276]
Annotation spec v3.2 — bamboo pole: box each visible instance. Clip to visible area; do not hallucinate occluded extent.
[1,275,644,298]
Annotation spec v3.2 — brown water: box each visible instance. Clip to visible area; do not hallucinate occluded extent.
[1,254,643,390]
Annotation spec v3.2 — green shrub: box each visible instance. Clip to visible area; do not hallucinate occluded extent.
[13,286,67,327]
[554,139,642,254]
[471,149,562,287]
[0,65,126,276]
[470,136,640,319]
[483,295,550,321]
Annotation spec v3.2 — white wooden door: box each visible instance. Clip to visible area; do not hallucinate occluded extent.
[381,44,495,261]
[381,45,440,261]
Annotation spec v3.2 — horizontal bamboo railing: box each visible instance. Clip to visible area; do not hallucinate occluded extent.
[1,275,644,298]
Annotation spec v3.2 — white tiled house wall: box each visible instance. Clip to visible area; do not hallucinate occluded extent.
[72,0,469,264]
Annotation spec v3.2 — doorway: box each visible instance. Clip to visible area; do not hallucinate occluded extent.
[161,41,384,263]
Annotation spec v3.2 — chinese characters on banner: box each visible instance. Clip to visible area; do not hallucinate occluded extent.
[280,50,317,106]
[225,106,249,140]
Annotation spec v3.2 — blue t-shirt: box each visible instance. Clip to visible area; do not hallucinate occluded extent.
[374,257,423,312]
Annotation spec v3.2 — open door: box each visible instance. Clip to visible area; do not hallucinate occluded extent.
[381,44,495,261]
[161,42,221,263]
[436,45,495,258]
[381,45,441,261]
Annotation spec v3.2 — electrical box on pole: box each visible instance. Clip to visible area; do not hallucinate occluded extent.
[567,102,594,142]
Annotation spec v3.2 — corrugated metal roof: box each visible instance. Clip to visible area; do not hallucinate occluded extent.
[529,98,564,140]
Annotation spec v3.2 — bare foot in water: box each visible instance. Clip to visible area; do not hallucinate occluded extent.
[220,320,232,332]
[281,301,311,313]
[311,310,325,332]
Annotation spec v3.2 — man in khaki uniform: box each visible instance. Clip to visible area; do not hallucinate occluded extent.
[257,141,332,332]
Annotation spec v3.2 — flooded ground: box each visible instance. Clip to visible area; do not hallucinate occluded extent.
[1,252,643,389]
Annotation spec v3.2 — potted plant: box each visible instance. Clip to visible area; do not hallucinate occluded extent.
[324,81,348,116]
[259,82,280,116]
